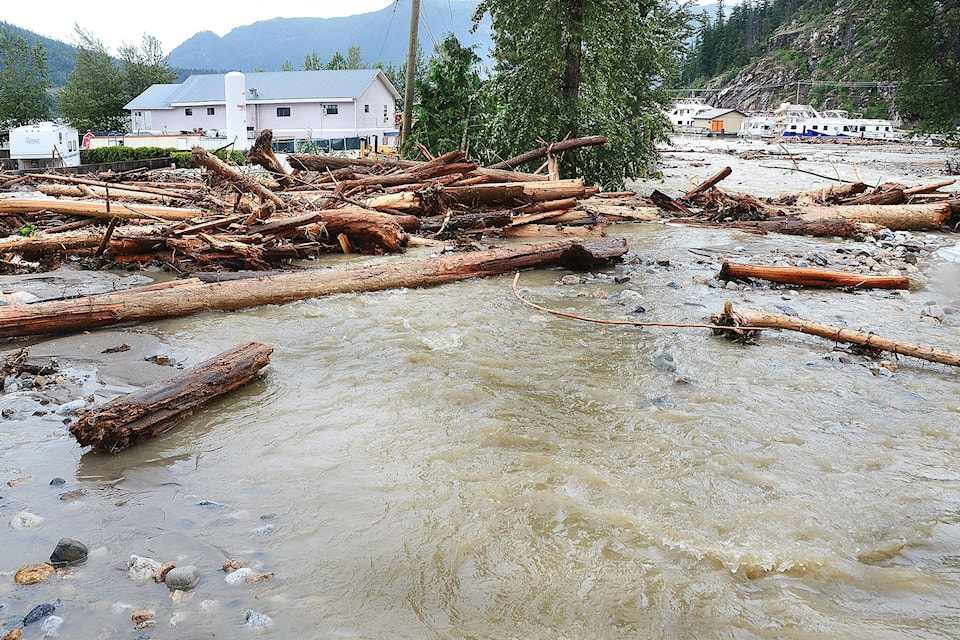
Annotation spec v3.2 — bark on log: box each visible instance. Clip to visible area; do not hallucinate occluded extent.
[192,146,286,208]
[903,179,956,196]
[755,216,861,237]
[780,182,868,205]
[797,202,951,230]
[848,188,906,206]
[712,301,960,368]
[419,211,513,233]
[487,136,607,170]
[30,173,202,202]
[38,184,175,203]
[683,167,732,199]
[718,262,912,290]
[0,226,165,257]
[0,238,628,339]
[70,342,273,453]
[0,198,201,221]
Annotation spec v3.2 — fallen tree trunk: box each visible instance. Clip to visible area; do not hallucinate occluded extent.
[487,136,607,170]
[30,173,203,203]
[245,129,294,190]
[718,262,913,290]
[798,202,951,230]
[0,198,201,221]
[712,301,960,368]
[70,342,273,453]
[0,226,165,258]
[683,166,732,199]
[780,182,868,205]
[192,146,286,208]
[0,237,628,339]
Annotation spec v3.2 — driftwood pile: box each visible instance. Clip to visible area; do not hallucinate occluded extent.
[0,133,634,275]
[664,167,960,237]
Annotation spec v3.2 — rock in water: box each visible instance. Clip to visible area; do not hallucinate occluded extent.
[49,538,88,566]
[23,602,55,626]
[164,565,200,591]
[40,616,63,635]
[14,563,55,585]
[10,511,44,529]
[128,555,162,581]
[244,610,273,627]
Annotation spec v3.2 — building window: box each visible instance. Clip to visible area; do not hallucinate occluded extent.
[325,104,339,115]
[185,108,193,116]
[207,107,216,115]
[364,104,369,113]
[277,107,291,117]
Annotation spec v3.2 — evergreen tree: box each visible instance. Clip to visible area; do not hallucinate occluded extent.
[325,51,348,70]
[346,44,366,69]
[303,52,323,71]
[409,35,487,156]
[117,34,178,102]
[59,28,127,132]
[0,27,53,127]
[879,0,960,132]
[475,0,692,188]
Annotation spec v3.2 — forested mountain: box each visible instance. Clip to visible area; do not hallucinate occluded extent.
[0,21,77,86]
[167,0,491,72]
[678,0,960,129]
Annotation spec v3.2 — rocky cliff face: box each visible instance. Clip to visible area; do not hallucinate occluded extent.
[701,2,897,119]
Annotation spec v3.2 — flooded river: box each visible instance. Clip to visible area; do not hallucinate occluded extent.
[2,139,960,638]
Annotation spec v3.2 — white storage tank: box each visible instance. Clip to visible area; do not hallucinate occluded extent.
[224,71,250,150]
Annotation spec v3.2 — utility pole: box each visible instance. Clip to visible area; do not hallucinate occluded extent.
[400,0,421,146]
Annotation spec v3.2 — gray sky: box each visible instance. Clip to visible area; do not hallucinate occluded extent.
[3,0,396,53]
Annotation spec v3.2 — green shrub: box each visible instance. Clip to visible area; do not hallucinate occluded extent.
[81,146,244,167]
[169,149,245,168]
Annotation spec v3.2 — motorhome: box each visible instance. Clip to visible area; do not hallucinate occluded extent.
[9,122,80,170]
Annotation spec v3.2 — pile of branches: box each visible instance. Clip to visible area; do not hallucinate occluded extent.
[0,132,652,275]
[656,166,960,236]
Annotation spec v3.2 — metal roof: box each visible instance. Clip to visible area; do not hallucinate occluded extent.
[124,70,399,110]
[124,84,181,110]
[693,108,746,120]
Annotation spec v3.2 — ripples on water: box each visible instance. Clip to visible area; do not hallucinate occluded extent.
[2,225,960,638]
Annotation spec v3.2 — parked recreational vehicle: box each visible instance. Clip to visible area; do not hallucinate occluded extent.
[9,122,81,170]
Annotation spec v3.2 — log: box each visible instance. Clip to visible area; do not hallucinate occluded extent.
[712,301,960,368]
[797,202,951,230]
[683,166,732,199]
[718,262,912,290]
[0,226,165,257]
[30,173,202,202]
[0,238,628,339]
[0,198,201,221]
[70,342,273,453]
[903,178,956,196]
[192,146,286,208]
[245,129,294,190]
[38,184,175,203]
[487,136,607,170]
[419,211,513,233]
[848,188,905,206]
[755,216,861,237]
[780,182,867,205]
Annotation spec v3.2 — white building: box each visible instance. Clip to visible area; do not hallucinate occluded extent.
[124,69,401,151]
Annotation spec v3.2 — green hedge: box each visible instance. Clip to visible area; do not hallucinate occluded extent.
[80,147,246,168]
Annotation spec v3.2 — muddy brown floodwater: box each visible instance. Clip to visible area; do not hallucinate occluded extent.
[1,137,960,639]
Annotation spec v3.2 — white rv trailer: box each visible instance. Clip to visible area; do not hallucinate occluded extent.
[9,121,81,170]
